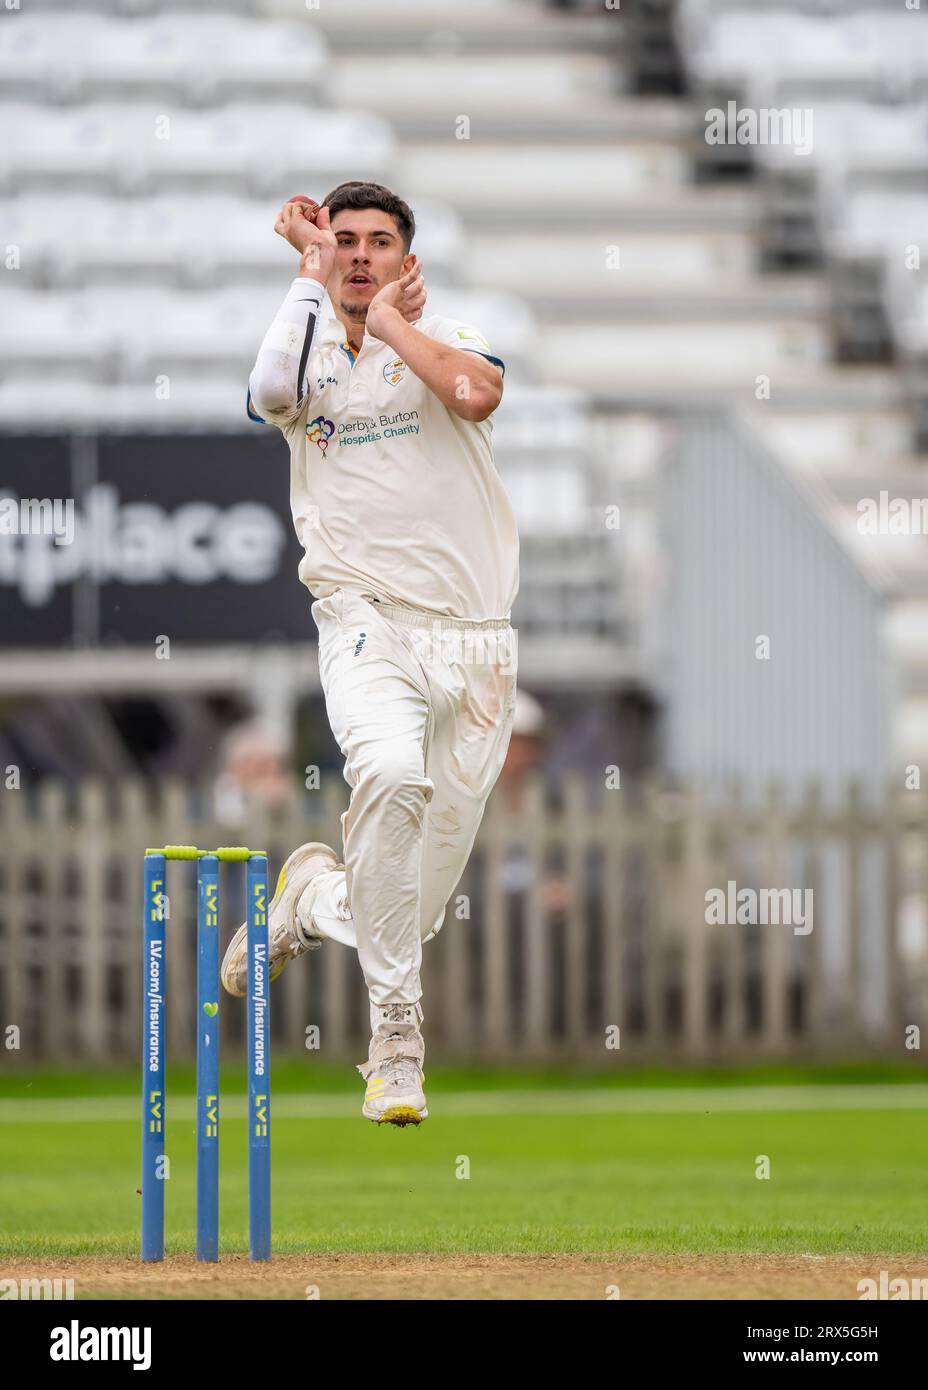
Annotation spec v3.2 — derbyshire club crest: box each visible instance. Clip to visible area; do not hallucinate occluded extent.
[307,416,335,457]
[383,358,407,386]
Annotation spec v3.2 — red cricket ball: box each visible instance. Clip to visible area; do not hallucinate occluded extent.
[287,194,320,219]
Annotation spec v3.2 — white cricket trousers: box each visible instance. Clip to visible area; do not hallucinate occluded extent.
[305,587,518,1009]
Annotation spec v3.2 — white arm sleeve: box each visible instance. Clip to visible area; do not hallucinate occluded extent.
[248,276,327,423]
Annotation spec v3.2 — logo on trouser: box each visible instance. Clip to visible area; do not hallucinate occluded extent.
[353,631,367,656]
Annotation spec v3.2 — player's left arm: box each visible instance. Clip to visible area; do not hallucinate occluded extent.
[385,319,503,422]
[365,263,504,423]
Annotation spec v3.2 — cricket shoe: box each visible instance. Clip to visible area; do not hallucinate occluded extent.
[357,1009,428,1126]
[220,842,341,998]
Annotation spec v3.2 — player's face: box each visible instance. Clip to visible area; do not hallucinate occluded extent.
[330,208,409,311]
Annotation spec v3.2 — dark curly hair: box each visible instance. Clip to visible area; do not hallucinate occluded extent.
[321,181,416,254]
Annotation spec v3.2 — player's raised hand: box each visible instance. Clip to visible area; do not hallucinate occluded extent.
[365,259,427,341]
[274,196,337,284]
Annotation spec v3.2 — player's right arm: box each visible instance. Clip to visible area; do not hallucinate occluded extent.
[247,200,338,426]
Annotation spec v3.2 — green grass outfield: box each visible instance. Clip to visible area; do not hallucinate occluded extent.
[0,1060,926,1258]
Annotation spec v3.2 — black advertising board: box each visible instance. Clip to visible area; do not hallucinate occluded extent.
[0,432,312,646]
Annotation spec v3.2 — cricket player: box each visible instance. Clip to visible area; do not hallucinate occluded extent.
[221,182,519,1125]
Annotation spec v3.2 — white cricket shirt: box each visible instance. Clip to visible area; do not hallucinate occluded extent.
[250,299,520,622]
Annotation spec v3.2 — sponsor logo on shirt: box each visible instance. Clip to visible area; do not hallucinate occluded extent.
[307,416,335,457]
[383,358,407,386]
[334,411,421,448]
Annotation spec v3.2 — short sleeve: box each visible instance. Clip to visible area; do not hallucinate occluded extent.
[427,318,505,377]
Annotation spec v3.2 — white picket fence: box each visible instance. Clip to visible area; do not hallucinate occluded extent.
[0,776,925,1064]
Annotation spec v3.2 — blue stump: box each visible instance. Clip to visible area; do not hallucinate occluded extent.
[247,853,271,1261]
[196,854,220,1262]
[141,852,167,1262]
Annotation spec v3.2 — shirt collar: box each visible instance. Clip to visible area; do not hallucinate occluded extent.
[319,315,421,353]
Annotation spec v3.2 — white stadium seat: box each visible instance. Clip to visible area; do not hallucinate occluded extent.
[0,192,463,285]
[489,383,592,455]
[680,5,928,94]
[0,15,111,99]
[829,186,928,261]
[749,99,928,173]
[539,318,830,395]
[0,194,127,279]
[417,288,536,371]
[0,14,328,103]
[402,140,689,204]
[466,227,756,295]
[0,281,532,384]
[491,385,595,537]
[0,102,129,189]
[0,103,396,195]
[0,287,118,375]
[0,374,248,430]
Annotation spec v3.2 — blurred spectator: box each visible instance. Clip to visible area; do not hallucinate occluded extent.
[497,688,547,814]
[496,689,572,914]
[212,717,290,825]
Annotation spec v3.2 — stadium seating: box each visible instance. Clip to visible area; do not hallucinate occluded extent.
[2,0,927,727]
